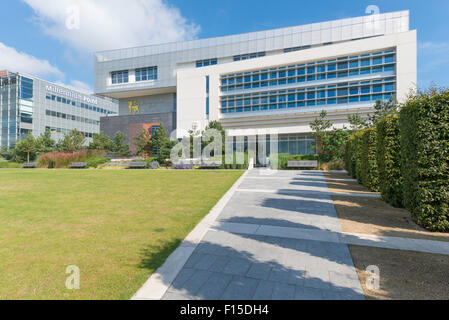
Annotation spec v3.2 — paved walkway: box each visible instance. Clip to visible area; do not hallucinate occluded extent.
[166,170,365,300]
[133,169,449,300]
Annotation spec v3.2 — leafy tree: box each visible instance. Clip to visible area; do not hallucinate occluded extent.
[310,111,333,162]
[89,131,113,151]
[111,131,129,157]
[15,133,37,163]
[36,128,56,154]
[57,129,86,152]
[320,128,351,162]
[133,129,151,156]
[149,124,169,156]
[348,114,369,131]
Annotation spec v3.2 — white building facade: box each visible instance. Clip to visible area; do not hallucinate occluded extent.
[94,10,416,156]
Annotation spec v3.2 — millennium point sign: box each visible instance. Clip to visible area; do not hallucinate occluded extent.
[45,85,98,105]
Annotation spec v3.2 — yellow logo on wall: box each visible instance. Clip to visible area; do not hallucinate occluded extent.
[128,101,140,115]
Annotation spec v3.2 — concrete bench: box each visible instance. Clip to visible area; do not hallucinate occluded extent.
[287,160,318,169]
[128,162,147,169]
[23,162,37,169]
[70,162,87,169]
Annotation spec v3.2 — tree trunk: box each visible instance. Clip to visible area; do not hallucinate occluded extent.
[27,152,30,163]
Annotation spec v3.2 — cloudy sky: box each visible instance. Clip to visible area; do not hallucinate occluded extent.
[0,0,448,93]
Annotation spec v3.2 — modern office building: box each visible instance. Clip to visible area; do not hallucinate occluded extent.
[94,10,416,156]
[0,70,118,148]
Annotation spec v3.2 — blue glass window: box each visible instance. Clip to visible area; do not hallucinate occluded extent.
[338,62,348,70]
[307,67,316,74]
[111,70,129,84]
[328,64,336,71]
[136,66,157,81]
[297,69,305,75]
[361,59,370,67]
[385,55,395,63]
[350,87,359,95]
[360,68,370,75]
[372,57,383,65]
[328,90,336,97]
[349,60,359,68]
[373,85,382,93]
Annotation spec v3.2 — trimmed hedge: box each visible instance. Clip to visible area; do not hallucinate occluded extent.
[399,89,449,232]
[360,128,379,192]
[377,115,403,207]
[353,131,364,183]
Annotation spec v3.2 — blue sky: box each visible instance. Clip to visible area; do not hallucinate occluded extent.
[0,0,448,92]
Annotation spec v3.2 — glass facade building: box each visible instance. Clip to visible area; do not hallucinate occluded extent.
[94,10,416,157]
[0,71,118,148]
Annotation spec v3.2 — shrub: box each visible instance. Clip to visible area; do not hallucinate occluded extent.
[399,89,449,231]
[360,128,379,192]
[0,157,22,168]
[38,150,105,168]
[377,114,403,207]
[86,156,110,168]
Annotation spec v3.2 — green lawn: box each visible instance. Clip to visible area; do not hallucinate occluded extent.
[0,169,243,300]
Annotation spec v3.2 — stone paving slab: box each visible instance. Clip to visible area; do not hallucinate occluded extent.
[158,170,366,300]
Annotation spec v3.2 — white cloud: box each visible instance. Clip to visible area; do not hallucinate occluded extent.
[0,42,63,78]
[22,0,200,53]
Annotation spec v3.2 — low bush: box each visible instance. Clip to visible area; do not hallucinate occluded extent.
[0,157,22,168]
[38,150,105,168]
[360,128,379,192]
[86,156,110,168]
[400,89,449,231]
[377,114,403,207]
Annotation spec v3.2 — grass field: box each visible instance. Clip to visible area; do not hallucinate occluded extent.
[0,169,243,300]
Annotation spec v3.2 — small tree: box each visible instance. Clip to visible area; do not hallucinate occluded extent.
[111,131,129,157]
[57,129,86,152]
[36,128,56,154]
[133,129,151,156]
[149,124,169,156]
[89,131,113,151]
[348,114,369,131]
[310,111,333,164]
[368,97,398,125]
[15,133,37,163]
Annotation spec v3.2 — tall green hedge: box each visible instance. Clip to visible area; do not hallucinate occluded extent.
[377,114,403,207]
[399,89,449,232]
[353,131,364,183]
[360,128,379,191]
[345,135,355,177]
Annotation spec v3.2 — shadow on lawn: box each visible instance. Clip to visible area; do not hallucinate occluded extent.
[138,238,184,272]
